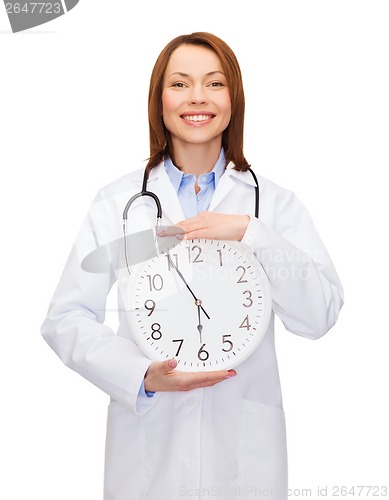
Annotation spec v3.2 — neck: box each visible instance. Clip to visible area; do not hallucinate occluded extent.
[171,140,223,177]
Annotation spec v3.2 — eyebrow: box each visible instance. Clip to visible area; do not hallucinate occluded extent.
[166,71,226,78]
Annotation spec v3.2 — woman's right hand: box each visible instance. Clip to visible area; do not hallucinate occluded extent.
[144,358,237,393]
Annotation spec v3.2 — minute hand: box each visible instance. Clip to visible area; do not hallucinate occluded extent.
[166,254,210,320]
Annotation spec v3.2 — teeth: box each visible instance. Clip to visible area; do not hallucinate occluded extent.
[183,115,212,122]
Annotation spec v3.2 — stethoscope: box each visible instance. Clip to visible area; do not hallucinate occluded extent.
[122,166,260,273]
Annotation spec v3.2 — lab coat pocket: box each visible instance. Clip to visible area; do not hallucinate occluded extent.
[238,399,288,498]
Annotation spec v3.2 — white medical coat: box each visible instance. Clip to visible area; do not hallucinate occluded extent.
[41,162,344,500]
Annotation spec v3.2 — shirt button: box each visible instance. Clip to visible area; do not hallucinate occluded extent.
[202,176,207,182]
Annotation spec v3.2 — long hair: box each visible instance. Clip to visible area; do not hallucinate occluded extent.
[146,32,250,172]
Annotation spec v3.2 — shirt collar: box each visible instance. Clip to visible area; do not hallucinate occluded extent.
[164,148,226,193]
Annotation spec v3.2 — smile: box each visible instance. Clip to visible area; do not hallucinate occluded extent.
[181,114,215,122]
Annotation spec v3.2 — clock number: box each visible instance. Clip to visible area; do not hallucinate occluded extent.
[172,338,184,356]
[151,323,162,340]
[187,245,204,264]
[236,266,248,283]
[147,274,163,291]
[144,299,156,316]
[217,249,223,267]
[242,290,253,308]
[166,253,178,271]
[198,343,210,361]
[239,315,251,331]
[222,334,233,352]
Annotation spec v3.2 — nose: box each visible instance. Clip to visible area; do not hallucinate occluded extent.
[188,85,208,105]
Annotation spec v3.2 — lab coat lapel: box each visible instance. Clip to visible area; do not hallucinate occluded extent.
[208,163,257,213]
[147,163,185,225]
[147,162,257,222]
[208,171,235,212]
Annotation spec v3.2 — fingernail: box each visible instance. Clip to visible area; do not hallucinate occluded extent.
[168,359,176,368]
[227,370,237,377]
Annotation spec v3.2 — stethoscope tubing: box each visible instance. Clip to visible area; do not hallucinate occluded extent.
[122,165,259,274]
[123,166,259,222]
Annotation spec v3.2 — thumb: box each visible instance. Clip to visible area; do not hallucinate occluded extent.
[162,358,177,372]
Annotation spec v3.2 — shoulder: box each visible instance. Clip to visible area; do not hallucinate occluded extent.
[84,164,152,243]
[256,172,294,200]
[245,169,297,209]
[92,162,167,203]
[93,165,146,203]
[229,164,295,200]
[249,170,312,228]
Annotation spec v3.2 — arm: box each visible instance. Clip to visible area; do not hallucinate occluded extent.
[41,208,156,414]
[241,202,344,339]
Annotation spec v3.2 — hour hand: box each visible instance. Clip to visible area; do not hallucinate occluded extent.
[196,300,203,343]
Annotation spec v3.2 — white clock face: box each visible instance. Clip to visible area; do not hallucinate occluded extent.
[124,239,271,371]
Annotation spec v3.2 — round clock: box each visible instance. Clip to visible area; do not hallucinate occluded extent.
[123,239,272,371]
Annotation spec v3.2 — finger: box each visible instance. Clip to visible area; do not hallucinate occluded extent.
[176,224,203,237]
[179,230,207,241]
[183,369,237,390]
[175,216,206,232]
[161,358,177,373]
[178,223,211,239]
[201,369,237,383]
[157,225,185,238]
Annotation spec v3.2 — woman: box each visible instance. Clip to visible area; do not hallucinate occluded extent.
[42,32,344,500]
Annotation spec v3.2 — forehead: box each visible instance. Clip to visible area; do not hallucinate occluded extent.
[165,44,223,76]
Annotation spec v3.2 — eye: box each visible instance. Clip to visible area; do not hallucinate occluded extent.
[208,81,225,88]
[171,82,187,88]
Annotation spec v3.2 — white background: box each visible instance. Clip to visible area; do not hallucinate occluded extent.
[1,1,388,498]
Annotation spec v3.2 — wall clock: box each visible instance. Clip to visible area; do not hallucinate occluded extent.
[124,239,271,371]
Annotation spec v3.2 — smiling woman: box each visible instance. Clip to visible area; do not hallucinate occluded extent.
[41,31,344,500]
[161,44,232,174]
[147,32,249,176]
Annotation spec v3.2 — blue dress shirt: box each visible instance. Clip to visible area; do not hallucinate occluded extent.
[163,149,226,219]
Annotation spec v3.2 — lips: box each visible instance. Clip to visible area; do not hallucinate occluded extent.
[180,113,216,122]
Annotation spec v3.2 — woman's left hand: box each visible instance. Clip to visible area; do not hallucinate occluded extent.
[167,212,250,241]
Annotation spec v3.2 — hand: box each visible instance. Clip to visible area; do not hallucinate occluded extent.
[144,359,237,393]
[173,212,250,241]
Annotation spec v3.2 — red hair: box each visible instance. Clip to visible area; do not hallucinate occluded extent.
[146,32,250,173]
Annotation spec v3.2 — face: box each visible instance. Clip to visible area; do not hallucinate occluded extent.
[162,44,231,151]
